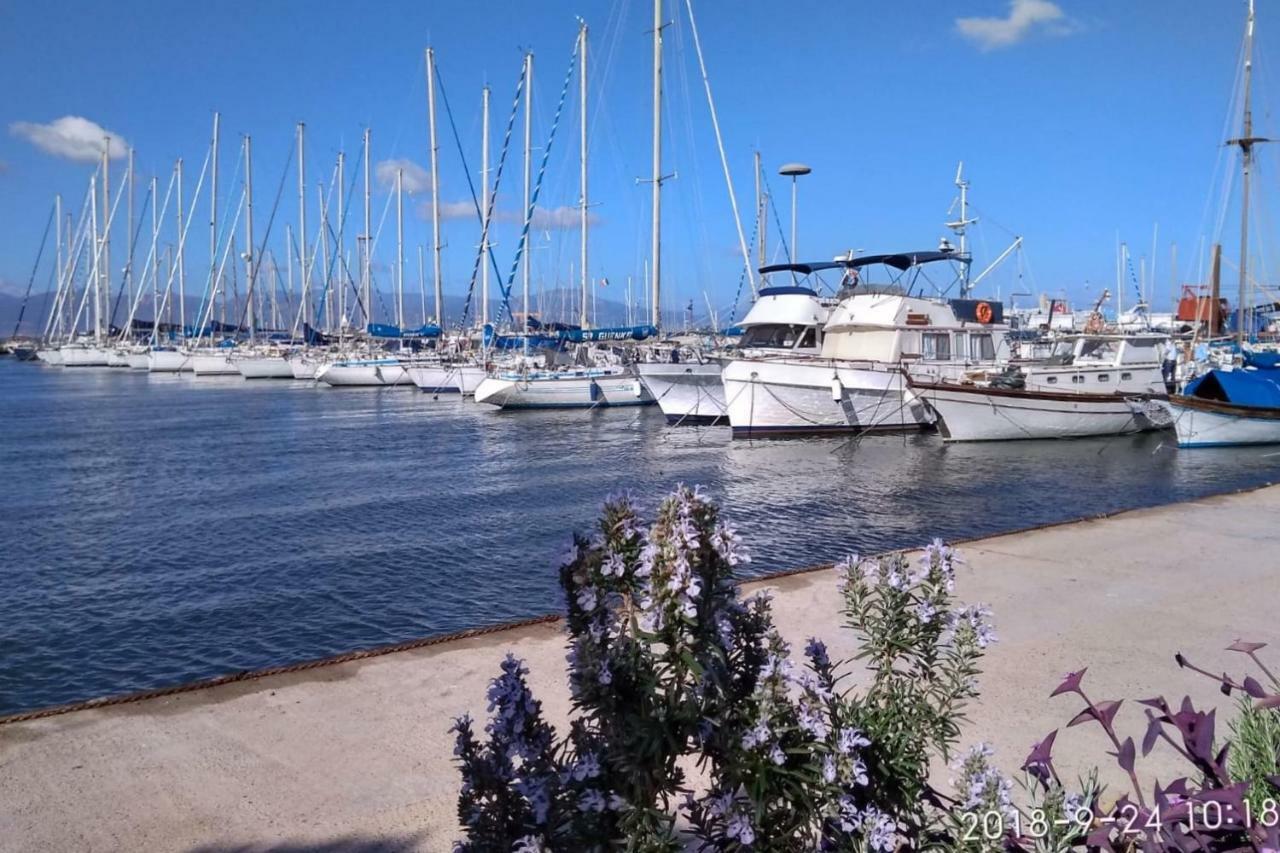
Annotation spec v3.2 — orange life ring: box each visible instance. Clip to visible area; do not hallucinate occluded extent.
[975,301,994,324]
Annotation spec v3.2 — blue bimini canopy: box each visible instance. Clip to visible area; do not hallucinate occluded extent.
[1244,350,1280,370]
[1185,369,1280,409]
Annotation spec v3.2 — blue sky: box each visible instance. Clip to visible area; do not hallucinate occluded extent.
[0,0,1269,324]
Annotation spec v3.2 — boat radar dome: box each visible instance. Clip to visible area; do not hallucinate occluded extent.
[779,163,811,176]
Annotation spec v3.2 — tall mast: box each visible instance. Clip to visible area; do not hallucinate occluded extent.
[102,138,111,342]
[319,184,333,339]
[209,112,220,341]
[755,151,764,269]
[522,52,534,329]
[176,158,186,334]
[244,135,256,341]
[363,128,372,330]
[151,177,159,331]
[418,244,427,326]
[1229,0,1265,344]
[297,122,308,335]
[90,176,101,339]
[650,0,666,328]
[481,86,491,328]
[337,151,345,336]
[578,20,590,329]
[126,148,135,329]
[396,168,405,332]
[54,193,63,343]
[426,47,444,326]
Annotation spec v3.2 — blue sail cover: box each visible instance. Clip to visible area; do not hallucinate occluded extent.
[1185,369,1280,409]
[559,324,658,343]
[367,323,442,339]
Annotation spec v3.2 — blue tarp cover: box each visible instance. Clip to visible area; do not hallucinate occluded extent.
[1244,351,1280,370]
[1186,369,1280,409]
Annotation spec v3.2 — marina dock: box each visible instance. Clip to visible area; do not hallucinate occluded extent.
[1,485,1276,852]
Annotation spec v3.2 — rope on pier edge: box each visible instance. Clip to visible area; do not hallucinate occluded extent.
[0,480,1270,728]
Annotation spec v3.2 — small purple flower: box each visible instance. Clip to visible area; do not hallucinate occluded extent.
[822,755,837,783]
[725,811,755,845]
[576,587,598,612]
[769,743,786,765]
[578,788,606,813]
[597,664,612,686]
[863,806,895,852]
[838,728,871,755]
[805,637,830,669]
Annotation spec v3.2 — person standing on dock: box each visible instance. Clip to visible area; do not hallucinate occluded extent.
[1161,337,1179,394]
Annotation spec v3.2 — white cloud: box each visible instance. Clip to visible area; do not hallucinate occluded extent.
[412,201,601,230]
[375,158,432,193]
[9,116,129,162]
[415,199,476,221]
[955,0,1073,51]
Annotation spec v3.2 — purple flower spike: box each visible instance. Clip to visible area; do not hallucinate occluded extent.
[1051,669,1087,697]
[1226,639,1267,654]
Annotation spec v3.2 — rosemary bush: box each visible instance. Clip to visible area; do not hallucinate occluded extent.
[451,486,994,851]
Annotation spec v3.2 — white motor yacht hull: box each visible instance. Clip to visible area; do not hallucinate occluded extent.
[1164,396,1280,447]
[236,355,295,379]
[912,381,1161,442]
[637,362,726,425]
[60,345,110,367]
[474,369,653,409]
[406,362,487,395]
[721,358,931,437]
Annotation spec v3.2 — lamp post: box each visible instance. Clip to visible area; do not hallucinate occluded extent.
[779,162,811,261]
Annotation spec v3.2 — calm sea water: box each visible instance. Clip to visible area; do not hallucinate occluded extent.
[0,358,1276,715]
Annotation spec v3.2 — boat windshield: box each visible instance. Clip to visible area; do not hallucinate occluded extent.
[740,323,816,349]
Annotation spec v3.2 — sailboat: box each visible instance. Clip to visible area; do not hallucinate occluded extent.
[473,14,660,411]
[1163,0,1280,447]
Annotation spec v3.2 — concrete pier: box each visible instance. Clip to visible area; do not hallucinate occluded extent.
[2,486,1278,852]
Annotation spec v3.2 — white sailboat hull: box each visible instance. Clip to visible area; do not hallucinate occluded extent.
[36,349,64,365]
[1165,397,1280,447]
[125,352,151,370]
[721,358,931,437]
[60,346,110,367]
[106,349,130,368]
[236,355,295,379]
[192,353,240,376]
[147,349,192,373]
[637,362,727,424]
[913,382,1160,442]
[288,355,320,380]
[406,362,487,395]
[315,361,410,387]
[474,369,653,409]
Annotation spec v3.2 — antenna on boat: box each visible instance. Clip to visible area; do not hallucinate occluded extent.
[945,161,977,296]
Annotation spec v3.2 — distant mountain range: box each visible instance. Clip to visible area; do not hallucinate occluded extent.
[1,285,692,338]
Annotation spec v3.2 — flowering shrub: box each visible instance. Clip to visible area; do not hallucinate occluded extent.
[450,487,1279,851]
[451,486,997,851]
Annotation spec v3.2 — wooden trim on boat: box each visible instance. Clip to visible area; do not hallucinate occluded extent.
[909,379,1162,405]
[1168,394,1280,420]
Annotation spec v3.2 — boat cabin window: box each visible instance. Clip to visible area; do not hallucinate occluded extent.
[1046,376,1058,384]
[740,323,810,349]
[969,333,995,361]
[796,327,817,349]
[1098,373,1110,382]
[1077,338,1119,363]
[1121,372,1132,381]
[1072,375,1084,384]
[922,332,951,361]
[1120,342,1159,365]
